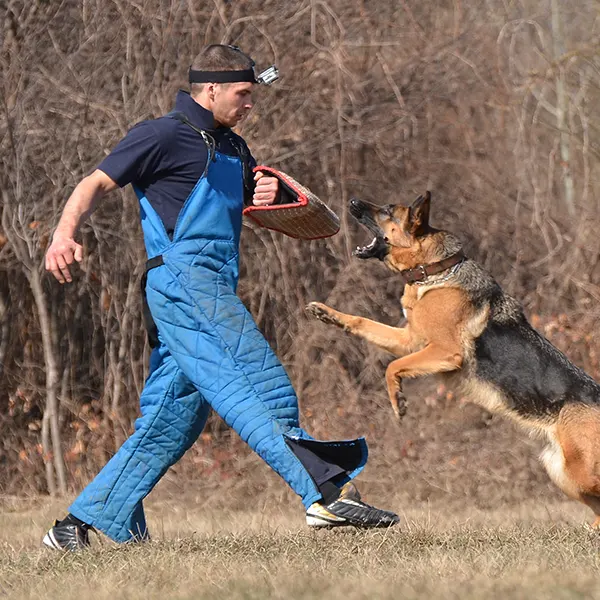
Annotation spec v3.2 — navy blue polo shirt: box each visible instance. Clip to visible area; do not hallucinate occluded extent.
[98,90,256,236]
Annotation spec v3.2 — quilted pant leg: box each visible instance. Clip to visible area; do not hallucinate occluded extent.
[69,344,210,543]
[150,267,366,509]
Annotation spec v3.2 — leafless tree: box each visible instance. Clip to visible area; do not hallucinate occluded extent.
[1,0,600,501]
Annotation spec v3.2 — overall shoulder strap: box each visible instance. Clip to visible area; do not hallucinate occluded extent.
[167,111,215,168]
[223,131,255,198]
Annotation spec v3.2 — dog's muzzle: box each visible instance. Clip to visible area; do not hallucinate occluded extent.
[349,198,389,261]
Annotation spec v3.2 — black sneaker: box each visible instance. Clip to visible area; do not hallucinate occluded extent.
[306,482,400,528]
[43,514,93,552]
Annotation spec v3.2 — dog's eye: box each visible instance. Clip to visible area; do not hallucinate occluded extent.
[384,236,389,243]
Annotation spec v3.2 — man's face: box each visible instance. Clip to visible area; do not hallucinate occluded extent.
[211,82,254,128]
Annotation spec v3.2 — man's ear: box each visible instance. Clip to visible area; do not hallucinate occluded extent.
[207,82,217,101]
[408,191,431,236]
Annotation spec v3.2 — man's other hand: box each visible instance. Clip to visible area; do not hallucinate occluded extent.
[252,171,279,206]
[45,235,84,284]
[44,169,117,284]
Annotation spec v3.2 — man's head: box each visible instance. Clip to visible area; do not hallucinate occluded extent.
[190,45,255,128]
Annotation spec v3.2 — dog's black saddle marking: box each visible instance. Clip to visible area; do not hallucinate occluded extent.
[474,319,600,418]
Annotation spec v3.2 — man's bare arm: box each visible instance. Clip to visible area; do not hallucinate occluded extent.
[45,169,118,284]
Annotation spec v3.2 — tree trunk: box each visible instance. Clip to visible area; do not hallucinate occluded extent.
[29,269,67,496]
[551,0,575,216]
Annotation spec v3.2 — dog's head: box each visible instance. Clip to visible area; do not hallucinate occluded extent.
[350,191,433,264]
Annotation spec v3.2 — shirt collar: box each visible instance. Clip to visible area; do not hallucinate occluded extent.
[174,90,226,131]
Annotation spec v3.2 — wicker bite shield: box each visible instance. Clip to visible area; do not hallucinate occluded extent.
[242,166,340,240]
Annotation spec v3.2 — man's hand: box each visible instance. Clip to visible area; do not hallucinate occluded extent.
[45,235,83,284]
[44,169,117,284]
[252,171,279,206]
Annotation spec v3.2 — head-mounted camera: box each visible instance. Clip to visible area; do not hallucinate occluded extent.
[255,65,279,85]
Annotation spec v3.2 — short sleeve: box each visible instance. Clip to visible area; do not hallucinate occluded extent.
[97,121,164,188]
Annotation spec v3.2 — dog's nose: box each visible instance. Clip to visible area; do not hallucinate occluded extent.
[349,197,367,218]
[350,199,365,218]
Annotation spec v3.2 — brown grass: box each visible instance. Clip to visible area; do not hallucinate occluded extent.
[1,494,600,600]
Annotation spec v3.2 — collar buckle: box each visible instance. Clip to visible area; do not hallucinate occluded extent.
[404,264,427,283]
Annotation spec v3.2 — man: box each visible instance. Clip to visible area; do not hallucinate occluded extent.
[43,45,399,551]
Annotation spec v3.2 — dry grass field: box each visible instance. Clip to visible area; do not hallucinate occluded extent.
[2,492,600,600]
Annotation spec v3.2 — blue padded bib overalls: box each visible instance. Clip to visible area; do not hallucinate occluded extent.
[70,123,367,543]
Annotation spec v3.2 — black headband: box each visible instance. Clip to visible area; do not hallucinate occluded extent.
[188,68,257,84]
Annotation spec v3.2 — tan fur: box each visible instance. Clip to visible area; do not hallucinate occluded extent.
[539,435,580,499]
[556,405,600,520]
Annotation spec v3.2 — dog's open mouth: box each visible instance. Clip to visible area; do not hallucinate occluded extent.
[349,199,389,261]
[354,235,388,260]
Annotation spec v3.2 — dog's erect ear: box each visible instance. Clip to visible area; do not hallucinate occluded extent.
[408,191,431,236]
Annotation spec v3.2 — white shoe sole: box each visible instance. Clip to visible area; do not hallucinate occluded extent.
[42,529,65,551]
[306,515,342,527]
[306,510,349,527]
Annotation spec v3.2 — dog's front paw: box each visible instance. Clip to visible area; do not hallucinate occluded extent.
[305,302,342,327]
[392,390,408,422]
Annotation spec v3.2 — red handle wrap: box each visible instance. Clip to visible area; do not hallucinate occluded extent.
[242,166,340,240]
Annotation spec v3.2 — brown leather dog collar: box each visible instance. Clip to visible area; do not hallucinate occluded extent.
[400,251,465,285]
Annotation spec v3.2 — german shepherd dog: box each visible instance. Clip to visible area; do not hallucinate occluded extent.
[306,192,600,526]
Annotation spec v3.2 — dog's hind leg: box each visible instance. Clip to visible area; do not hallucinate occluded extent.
[552,404,600,528]
[384,344,463,419]
[581,495,600,529]
[306,302,415,356]
[539,438,580,500]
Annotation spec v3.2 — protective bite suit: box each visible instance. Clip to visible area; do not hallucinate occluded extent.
[70,128,367,542]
